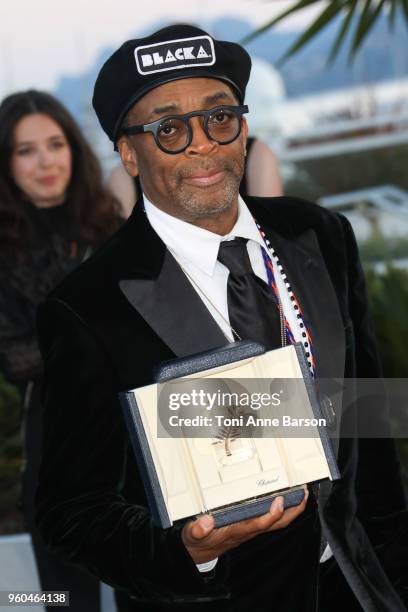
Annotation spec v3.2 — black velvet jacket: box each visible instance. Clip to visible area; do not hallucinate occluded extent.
[36,196,406,611]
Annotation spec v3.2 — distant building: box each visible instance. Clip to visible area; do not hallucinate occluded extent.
[319,185,408,241]
[245,57,311,145]
[245,57,285,137]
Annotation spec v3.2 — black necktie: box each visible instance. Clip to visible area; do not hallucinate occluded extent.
[217,238,282,350]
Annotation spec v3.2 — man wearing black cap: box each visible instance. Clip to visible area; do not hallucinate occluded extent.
[36,24,406,612]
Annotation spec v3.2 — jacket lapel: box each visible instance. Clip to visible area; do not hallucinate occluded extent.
[266,227,345,381]
[118,201,227,357]
[246,197,345,381]
[247,198,346,457]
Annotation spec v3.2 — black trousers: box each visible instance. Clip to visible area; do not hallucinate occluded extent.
[115,497,321,612]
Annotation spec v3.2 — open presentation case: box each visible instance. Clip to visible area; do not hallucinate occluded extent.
[120,342,339,528]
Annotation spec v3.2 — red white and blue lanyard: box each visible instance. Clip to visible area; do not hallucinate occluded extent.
[256,223,315,377]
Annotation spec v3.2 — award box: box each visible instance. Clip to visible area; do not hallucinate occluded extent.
[119,341,339,528]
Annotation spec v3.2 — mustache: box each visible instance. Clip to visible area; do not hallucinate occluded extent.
[176,158,236,179]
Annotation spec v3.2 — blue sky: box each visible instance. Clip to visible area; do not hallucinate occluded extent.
[0,0,323,97]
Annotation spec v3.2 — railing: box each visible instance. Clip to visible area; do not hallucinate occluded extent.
[279,113,408,161]
[318,185,408,221]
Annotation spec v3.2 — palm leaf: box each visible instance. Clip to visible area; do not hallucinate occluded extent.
[328,0,358,63]
[401,0,408,20]
[277,0,348,66]
[388,0,398,26]
[243,0,408,63]
[212,404,254,456]
[349,0,387,58]
[241,0,321,45]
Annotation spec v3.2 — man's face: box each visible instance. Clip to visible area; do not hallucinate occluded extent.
[118,78,247,223]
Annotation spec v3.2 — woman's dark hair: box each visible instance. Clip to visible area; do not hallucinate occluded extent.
[0,89,121,248]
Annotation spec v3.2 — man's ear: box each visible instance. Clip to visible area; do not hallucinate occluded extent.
[242,117,248,151]
[117,136,139,177]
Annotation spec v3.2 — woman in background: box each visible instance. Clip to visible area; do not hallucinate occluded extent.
[107,136,283,218]
[0,90,121,611]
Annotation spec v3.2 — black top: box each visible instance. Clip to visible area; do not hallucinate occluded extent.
[0,201,89,384]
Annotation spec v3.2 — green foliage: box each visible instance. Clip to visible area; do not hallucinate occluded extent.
[0,374,24,534]
[365,267,408,487]
[243,0,408,63]
[359,235,408,262]
[365,266,408,378]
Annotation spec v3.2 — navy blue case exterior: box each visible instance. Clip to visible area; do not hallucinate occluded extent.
[120,341,339,529]
[212,488,305,528]
[153,340,266,382]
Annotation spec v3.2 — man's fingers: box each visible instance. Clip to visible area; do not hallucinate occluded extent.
[268,488,309,531]
[184,487,309,552]
[184,495,285,551]
[217,496,286,542]
[245,495,285,534]
[185,513,215,542]
[239,487,309,535]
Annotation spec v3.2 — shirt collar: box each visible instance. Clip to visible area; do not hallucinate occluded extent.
[143,193,265,276]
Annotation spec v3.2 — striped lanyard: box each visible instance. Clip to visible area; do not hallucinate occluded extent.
[256,223,315,376]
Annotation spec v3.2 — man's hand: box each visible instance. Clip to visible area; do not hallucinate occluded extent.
[182,487,309,564]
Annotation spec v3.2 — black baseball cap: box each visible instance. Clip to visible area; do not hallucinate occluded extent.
[92,24,251,149]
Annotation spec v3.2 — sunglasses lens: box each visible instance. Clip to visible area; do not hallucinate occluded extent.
[157,118,189,152]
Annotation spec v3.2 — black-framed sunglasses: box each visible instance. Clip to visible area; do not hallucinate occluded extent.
[121,104,249,154]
